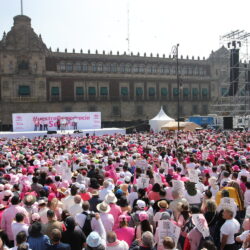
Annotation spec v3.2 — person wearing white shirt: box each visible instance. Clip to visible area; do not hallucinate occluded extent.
[75,201,92,229]
[62,186,78,211]
[11,213,29,246]
[99,181,113,201]
[239,166,250,182]
[91,202,114,235]
[72,161,80,172]
[123,166,132,179]
[127,185,138,207]
[220,209,240,249]
[38,200,49,224]
[69,195,83,218]
[184,182,203,206]
[186,158,196,170]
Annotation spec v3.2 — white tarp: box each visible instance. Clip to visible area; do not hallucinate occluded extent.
[12,112,101,132]
[149,107,174,132]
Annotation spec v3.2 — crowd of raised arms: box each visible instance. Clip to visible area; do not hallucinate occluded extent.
[0,130,249,250]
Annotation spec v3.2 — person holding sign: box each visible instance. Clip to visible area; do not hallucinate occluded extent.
[154,213,180,250]
[187,214,210,250]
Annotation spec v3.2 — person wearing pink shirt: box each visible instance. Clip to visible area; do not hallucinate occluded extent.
[148,183,161,202]
[105,193,122,230]
[1,195,29,246]
[114,214,135,246]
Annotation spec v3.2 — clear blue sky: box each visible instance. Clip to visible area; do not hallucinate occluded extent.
[0,0,249,58]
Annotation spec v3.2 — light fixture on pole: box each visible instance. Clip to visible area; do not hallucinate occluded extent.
[171,44,180,132]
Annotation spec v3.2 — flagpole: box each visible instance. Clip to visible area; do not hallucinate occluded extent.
[21,0,23,15]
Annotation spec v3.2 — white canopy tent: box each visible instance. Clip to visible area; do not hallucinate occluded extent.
[149,107,174,132]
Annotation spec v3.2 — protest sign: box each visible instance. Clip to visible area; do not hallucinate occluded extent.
[137,176,150,189]
[192,214,210,238]
[158,220,181,246]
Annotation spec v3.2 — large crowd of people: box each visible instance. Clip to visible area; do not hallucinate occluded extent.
[0,130,249,250]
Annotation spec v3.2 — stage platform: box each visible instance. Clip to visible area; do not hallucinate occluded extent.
[0,128,126,139]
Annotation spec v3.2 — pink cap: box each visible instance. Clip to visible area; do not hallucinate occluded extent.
[139,212,149,222]
[232,165,240,172]
[118,214,131,222]
[22,168,27,175]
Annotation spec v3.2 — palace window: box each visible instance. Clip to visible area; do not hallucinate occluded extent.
[18,86,30,96]
[82,63,88,72]
[192,88,198,96]
[202,88,208,96]
[152,66,157,74]
[148,87,155,96]
[188,67,193,75]
[133,65,139,73]
[75,63,81,72]
[121,87,129,96]
[51,87,59,96]
[76,87,84,96]
[104,64,111,73]
[92,63,97,72]
[66,63,73,72]
[60,63,66,72]
[164,67,170,75]
[97,63,103,72]
[100,87,108,95]
[136,87,143,96]
[88,87,96,96]
[148,66,153,74]
[159,66,164,74]
[111,63,117,73]
[161,88,168,96]
[221,88,228,96]
[120,64,125,73]
[173,88,179,96]
[139,65,145,73]
[183,88,189,97]
[125,64,131,73]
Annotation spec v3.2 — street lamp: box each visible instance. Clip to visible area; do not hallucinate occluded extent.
[172,44,180,132]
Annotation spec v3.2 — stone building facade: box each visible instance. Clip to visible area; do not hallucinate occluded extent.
[0,15,225,129]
